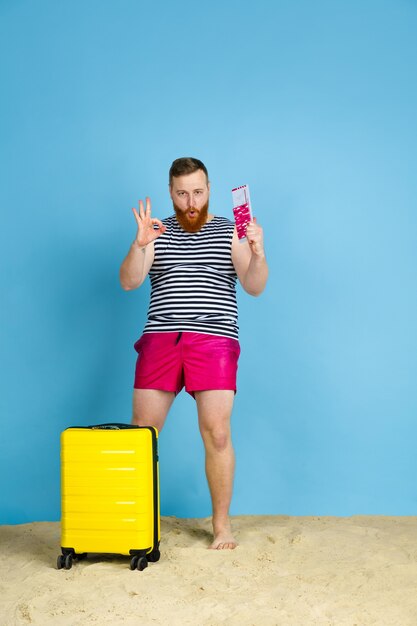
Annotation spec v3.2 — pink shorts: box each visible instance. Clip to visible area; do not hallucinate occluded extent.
[133,332,240,396]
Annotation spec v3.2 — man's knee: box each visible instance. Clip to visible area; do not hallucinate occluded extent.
[201,427,231,452]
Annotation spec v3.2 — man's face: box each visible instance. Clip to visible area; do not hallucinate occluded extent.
[170,170,210,233]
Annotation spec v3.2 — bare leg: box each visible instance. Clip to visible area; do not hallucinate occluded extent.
[132,389,175,432]
[195,390,237,550]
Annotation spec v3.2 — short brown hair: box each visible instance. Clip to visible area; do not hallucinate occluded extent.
[169,157,209,187]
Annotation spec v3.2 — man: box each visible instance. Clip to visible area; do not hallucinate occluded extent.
[120,157,268,550]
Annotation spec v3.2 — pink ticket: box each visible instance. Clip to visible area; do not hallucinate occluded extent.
[232,184,252,240]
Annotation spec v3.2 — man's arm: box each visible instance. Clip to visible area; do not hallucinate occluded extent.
[119,197,166,291]
[231,219,268,296]
[120,240,155,290]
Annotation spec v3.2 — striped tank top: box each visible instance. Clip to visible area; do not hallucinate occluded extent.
[143,215,238,339]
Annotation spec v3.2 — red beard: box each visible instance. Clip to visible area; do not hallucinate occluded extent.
[173,201,209,233]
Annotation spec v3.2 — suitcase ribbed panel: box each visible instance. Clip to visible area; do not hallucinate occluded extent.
[61,428,158,555]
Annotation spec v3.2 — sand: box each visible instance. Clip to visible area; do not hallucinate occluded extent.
[1,515,417,625]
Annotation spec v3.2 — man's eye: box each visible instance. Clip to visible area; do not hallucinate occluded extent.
[195,190,202,195]
[178,192,185,197]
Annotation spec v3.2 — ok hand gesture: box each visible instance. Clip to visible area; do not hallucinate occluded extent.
[132,197,166,248]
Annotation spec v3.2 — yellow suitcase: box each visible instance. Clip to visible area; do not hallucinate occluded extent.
[57,423,160,571]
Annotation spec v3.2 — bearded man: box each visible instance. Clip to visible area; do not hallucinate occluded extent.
[120,157,268,549]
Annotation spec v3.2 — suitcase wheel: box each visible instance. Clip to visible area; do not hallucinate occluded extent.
[64,554,73,569]
[137,557,148,571]
[130,555,148,571]
[57,553,73,570]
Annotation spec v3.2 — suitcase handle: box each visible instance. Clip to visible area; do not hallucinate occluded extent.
[89,423,138,430]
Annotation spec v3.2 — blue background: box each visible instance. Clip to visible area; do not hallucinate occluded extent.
[1,0,416,524]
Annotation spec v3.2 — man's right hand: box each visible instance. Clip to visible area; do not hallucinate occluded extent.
[132,197,166,248]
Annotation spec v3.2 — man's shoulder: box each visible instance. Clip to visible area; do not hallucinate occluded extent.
[211,215,235,229]
[162,215,176,225]
[214,215,234,225]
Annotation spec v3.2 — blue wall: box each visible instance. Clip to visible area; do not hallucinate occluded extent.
[1,0,417,523]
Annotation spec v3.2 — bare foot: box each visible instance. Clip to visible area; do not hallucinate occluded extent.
[209,523,238,550]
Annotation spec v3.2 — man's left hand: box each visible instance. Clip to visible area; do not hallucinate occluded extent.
[246,218,265,258]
